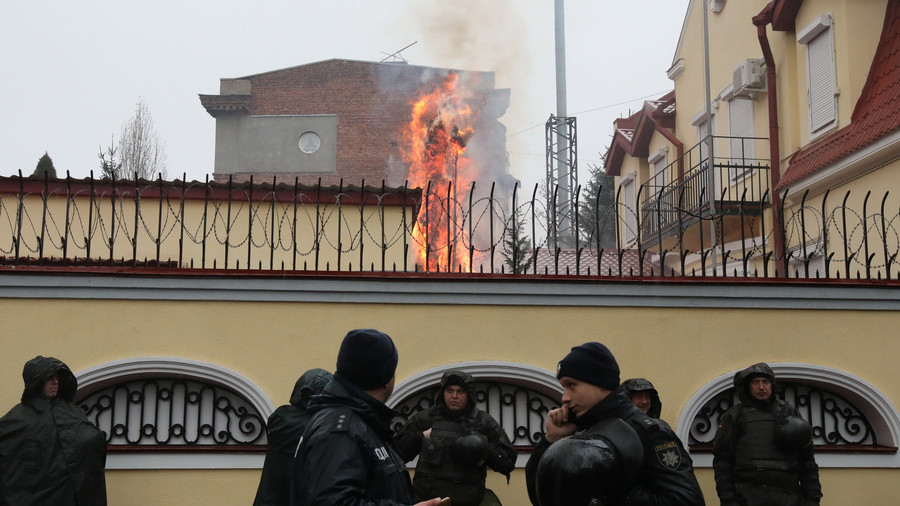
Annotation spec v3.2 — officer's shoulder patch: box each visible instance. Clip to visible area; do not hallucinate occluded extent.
[633,417,662,432]
[329,408,353,433]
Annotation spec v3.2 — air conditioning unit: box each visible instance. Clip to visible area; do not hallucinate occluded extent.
[733,58,766,97]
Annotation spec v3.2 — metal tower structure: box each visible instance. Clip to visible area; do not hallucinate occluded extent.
[546,115,578,249]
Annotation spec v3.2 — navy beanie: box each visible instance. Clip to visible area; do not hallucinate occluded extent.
[556,342,621,391]
[336,329,399,390]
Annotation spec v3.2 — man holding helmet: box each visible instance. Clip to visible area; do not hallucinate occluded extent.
[395,370,517,506]
[713,362,822,506]
[525,342,704,506]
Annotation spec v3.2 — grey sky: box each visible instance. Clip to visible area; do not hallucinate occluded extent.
[1,0,688,191]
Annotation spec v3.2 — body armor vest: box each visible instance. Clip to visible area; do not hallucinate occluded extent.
[413,417,486,505]
[733,406,797,472]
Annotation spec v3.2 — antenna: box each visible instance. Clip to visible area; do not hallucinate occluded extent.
[380,41,418,63]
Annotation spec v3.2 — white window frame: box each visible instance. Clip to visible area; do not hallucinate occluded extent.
[798,14,837,137]
[76,357,274,470]
[677,362,900,468]
[649,147,669,191]
[619,173,637,245]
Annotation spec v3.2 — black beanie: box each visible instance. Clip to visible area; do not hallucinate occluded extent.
[556,342,620,391]
[336,329,399,390]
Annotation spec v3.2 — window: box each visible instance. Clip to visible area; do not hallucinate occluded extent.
[649,148,669,191]
[677,363,900,468]
[620,175,637,244]
[389,361,561,464]
[75,357,274,469]
[728,97,755,180]
[799,15,837,135]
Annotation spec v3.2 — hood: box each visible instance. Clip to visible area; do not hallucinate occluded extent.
[436,369,477,413]
[22,355,77,402]
[733,362,777,406]
[289,368,333,408]
[619,378,662,419]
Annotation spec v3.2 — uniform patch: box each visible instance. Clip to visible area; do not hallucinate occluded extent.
[654,441,682,469]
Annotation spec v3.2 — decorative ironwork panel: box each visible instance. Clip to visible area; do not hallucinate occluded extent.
[689,381,876,447]
[391,381,560,449]
[78,378,267,446]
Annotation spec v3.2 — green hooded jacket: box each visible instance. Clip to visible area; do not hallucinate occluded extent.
[0,356,107,506]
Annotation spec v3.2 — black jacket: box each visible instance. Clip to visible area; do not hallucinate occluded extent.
[290,377,415,506]
[394,370,516,505]
[0,356,107,506]
[712,363,822,504]
[526,390,704,506]
[254,368,332,506]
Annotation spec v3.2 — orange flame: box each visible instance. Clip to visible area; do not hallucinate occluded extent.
[400,73,483,271]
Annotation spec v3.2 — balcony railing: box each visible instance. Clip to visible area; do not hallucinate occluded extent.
[640,136,771,240]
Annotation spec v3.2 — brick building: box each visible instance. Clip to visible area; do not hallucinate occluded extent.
[199,59,515,191]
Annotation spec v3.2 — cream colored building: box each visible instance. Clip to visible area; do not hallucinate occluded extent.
[606,0,900,279]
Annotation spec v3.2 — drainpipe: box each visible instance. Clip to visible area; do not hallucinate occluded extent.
[753,3,786,276]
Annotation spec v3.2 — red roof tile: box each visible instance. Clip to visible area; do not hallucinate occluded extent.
[778,0,900,190]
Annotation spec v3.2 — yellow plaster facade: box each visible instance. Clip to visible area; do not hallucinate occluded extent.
[1,274,897,505]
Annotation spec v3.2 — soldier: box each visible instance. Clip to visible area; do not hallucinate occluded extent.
[254,368,332,506]
[620,378,662,419]
[526,342,705,506]
[713,363,822,506]
[0,356,107,506]
[394,370,517,506]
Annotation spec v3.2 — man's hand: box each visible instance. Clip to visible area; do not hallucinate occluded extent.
[415,497,449,505]
[423,428,432,438]
[544,405,577,442]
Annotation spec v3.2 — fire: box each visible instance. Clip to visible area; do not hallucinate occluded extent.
[400,73,484,271]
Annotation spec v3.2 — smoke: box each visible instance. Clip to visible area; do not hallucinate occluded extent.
[402,0,541,181]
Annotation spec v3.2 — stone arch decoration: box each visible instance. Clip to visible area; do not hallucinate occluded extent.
[677,362,900,468]
[74,357,275,469]
[389,361,562,456]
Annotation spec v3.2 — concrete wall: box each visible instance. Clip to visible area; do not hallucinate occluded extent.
[0,271,898,505]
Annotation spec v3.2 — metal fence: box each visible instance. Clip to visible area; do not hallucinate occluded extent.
[2,172,900,280]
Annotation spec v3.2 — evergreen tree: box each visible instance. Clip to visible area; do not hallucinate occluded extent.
[501,205,534,274]
[98,136,122,180]
[577,163,616,249]
[32,152,57,178]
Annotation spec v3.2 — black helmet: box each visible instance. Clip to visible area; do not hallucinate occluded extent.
[776,416,813,452]
[535,437,617,506]
[451,433,488,465]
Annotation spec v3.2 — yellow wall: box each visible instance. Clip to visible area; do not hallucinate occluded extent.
[0,193,414,271]
[1,280,898,505]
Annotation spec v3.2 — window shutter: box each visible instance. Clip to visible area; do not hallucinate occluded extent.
[728,98,754,159]
[808,28,837,133]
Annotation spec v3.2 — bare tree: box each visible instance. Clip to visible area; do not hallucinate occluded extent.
[118,99,167,180]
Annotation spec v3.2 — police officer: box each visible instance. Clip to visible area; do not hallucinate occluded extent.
[525,342,705,506]
[713,363,822,506]
[290,329,444,506]
[394,370,517,506]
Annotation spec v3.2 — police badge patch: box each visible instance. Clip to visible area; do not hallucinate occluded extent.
[654,441,682,469]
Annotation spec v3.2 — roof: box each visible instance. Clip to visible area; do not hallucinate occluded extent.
[778,0,900,190]
[604,91,676,176]
[531,247,653,276]
[233,58,493,81]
